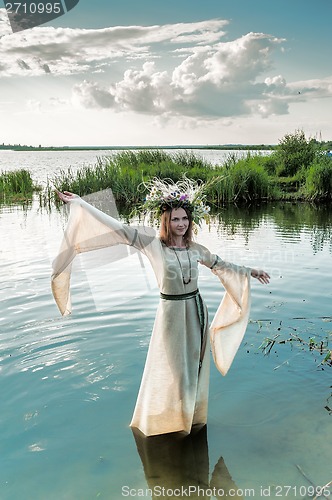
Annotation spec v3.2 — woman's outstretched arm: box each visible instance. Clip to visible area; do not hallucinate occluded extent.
[52,190,156,315]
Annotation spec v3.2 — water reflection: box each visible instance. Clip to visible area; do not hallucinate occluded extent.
[1,195,332,254]
[133,426,243,499]
[213,202,332,253]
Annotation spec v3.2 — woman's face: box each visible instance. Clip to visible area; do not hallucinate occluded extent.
[169,207,189,238]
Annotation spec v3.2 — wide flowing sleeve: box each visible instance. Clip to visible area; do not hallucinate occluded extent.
[51,196,155,316]
[197,243,251,376]
[210,257,251,376]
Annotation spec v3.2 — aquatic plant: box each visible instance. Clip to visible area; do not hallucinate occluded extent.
[49,150,279,207]
[0,169,35,202]
[51,150,215,206]
[210,156,278,203]
[6,142,332,208]
[304,157,332,200]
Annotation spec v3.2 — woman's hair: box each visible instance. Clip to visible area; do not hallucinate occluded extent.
[159,206,193,247]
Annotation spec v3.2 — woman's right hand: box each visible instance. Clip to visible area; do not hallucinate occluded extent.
[55,190,78,204]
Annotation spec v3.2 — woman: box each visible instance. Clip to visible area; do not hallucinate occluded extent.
[53,178,269,437]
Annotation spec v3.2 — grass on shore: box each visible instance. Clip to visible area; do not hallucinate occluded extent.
[50,150,279,208]
[304,157,332,201]
[2,134,332,208]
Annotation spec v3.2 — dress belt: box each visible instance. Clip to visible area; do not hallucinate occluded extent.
[160,288,207,372]
[160,289,199,301]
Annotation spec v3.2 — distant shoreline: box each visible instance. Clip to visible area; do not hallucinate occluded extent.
[0,144,275,152]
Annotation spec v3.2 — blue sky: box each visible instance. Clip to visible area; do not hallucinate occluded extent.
[1,0,331,146]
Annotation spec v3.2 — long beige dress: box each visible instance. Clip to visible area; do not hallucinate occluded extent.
[51,196,251,436]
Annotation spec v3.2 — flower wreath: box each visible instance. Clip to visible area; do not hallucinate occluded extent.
[140,176,211,225]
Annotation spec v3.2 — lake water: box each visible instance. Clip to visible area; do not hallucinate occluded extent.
[0,151,331,499]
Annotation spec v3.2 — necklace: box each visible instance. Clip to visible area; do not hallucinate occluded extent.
[171,246,192,285]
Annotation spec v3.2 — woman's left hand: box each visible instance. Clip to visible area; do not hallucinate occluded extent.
[251,269,270,284]
[55,190,77,204]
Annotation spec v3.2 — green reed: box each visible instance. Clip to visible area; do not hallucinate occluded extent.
[209,156,277,203]
[35,148,332,208]
[0,169,35,202]
[304,157,332,200]
[51,151,214,204]
[48,150,281,208]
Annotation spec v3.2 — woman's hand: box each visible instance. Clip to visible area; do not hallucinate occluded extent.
[251,269,270,284]
[55,190,77,204]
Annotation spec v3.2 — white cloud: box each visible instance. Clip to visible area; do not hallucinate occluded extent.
[72,62,173,112]
[287,76,332,99]
[251,98,289,118]
[72,80,115,109]
[0,12,228,77]
[172,49,210,95]
[113,62,172,112]
[201,33,284,86]
[0,8,12,36]
[2,9,331,125]
[72,31,289,120]
[249,75,332,118]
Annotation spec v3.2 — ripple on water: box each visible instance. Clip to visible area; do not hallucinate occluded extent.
[1,199,332,499]
[209,388,278,427]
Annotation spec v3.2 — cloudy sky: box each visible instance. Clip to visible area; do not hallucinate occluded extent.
[1,0,331,146]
